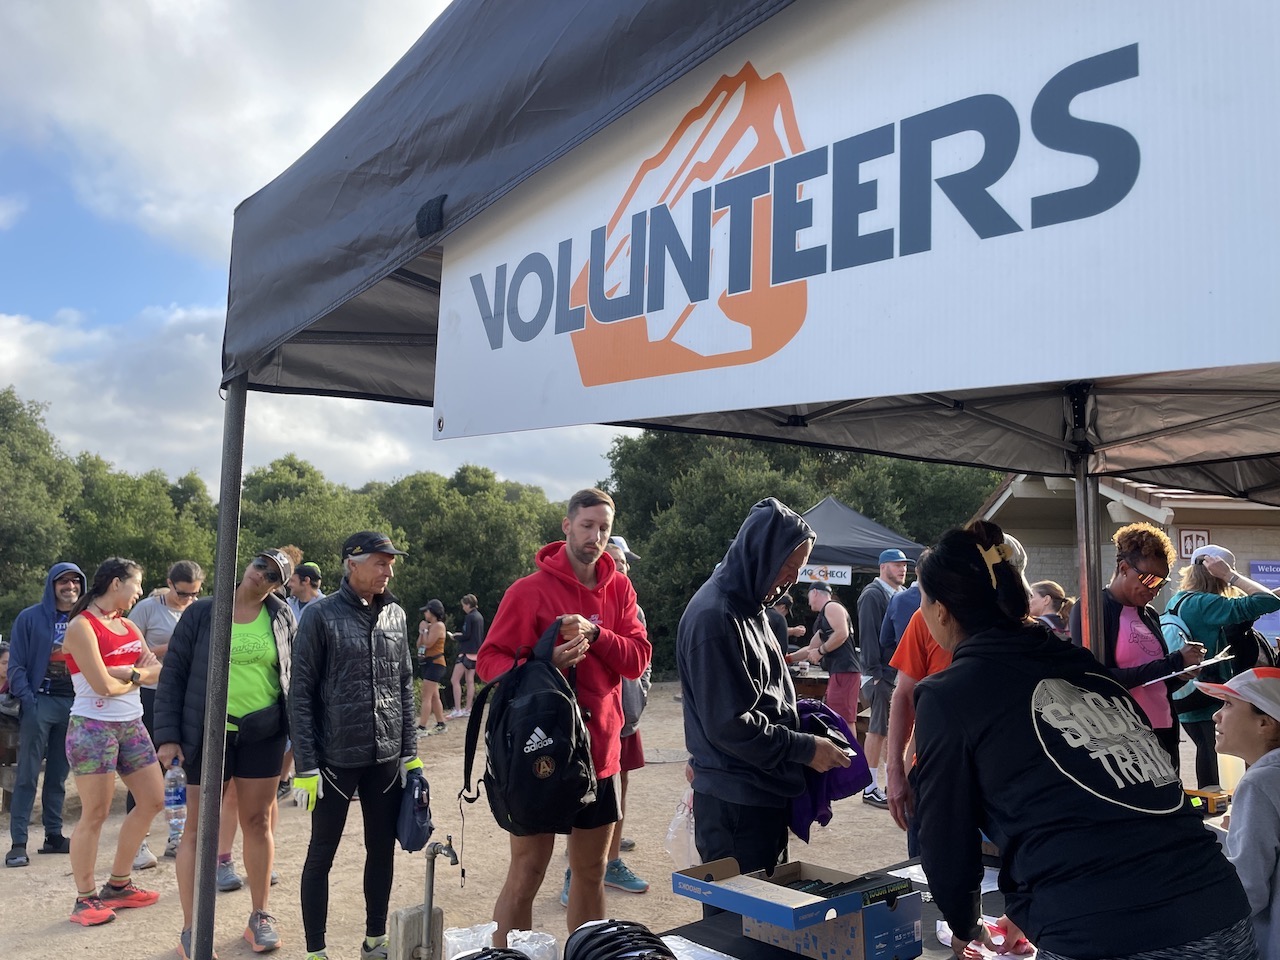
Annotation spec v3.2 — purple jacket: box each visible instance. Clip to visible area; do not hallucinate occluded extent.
[789,698,872,842]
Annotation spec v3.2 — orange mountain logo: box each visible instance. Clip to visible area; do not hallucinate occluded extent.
[570,63,808,386]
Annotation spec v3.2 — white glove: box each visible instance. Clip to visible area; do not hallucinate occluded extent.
[293,770,322,811]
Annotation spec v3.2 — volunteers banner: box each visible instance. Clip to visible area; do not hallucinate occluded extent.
[434,0,1277,438]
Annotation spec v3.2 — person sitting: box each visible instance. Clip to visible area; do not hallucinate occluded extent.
[1197,667,1280,959]
[914,520,1255,958]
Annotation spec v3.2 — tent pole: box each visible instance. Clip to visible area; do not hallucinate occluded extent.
[192,374,248,960]
[1068,383,1105,662]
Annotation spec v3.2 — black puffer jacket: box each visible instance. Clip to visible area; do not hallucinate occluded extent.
[154,594,296,766]
[289,578,414,771]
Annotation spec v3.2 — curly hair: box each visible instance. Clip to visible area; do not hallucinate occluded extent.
[1112,522,1175,569]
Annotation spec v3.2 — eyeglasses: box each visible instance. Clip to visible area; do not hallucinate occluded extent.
[173,589,202,599]
[1129,564,1169,591]
[252,558,282,584]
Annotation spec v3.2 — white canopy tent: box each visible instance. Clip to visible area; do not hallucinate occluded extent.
[198,2,1280,957]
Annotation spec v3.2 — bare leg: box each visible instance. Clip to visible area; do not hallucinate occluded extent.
[69,772,116,894]
[566,823,612,933]
[450,663,465,715]
[608,770,629,862]
[112,763,164,879]
[429,684,446,725]
[492,832,554,947]
[865,732,885,774]
[220,778,239,857]
[464,668,477,713]
[235,777,277,913]
[176,788,204,928]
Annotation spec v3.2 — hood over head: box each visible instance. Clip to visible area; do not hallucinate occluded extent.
[42,561,86,613]
[713,498,814,613]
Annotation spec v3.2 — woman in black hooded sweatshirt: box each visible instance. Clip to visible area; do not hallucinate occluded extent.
[913,520,1254,960]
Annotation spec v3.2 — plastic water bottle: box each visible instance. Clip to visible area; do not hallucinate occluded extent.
[164,760,187,842]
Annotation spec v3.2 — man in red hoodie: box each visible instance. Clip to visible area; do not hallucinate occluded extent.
[477,488,650,944]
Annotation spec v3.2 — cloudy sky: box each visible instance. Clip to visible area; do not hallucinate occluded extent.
[0,1,630,501]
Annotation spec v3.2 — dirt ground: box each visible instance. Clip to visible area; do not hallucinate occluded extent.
[0,682,917,958]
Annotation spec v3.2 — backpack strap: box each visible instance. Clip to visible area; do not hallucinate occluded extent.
[459,680,498,805]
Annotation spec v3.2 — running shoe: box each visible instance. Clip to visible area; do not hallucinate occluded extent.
[134,839,158,871]
[271,869,280,886]
[178,927,221,960]
[603,858,649,893]
[426,722,448,736]
[40,833,72,854]
[98,879,160,909]
[276,779,292,802]
[862,786,889,809]
[619,837,636,852]
[164,834,181,858]
[560,868,571,907]
[216,859,244,892]
[70,894,116,926]
[244,910,282,952]
[360,934,390,959]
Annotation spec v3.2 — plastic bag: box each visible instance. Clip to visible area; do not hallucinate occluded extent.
[507,928,559,960]
[664,787,697,869]
[444,921,497,960]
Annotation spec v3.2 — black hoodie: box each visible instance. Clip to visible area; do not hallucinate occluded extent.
[914,622,1248,957]
[677,498,819,807]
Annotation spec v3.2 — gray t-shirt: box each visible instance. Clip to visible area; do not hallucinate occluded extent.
[128,595,183,690]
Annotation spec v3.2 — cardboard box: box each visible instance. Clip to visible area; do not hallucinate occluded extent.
[672,859,922,959]
[742,896,922,960]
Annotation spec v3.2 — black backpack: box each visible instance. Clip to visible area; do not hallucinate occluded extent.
[460,618,596,836]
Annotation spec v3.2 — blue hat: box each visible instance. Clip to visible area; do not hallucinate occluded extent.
[879,549,911,564]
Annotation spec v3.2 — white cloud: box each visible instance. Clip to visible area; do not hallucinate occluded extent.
[0,194,27,229]
[0,1,449,261]
[0,307,633,502]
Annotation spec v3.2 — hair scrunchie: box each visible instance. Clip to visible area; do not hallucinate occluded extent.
[977,542,1014,589]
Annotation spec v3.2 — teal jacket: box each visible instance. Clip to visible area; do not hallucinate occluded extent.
[1166,589,1280,722]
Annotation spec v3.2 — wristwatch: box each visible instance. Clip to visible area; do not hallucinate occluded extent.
[129,668,142,685]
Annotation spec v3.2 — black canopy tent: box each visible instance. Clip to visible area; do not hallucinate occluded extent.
[192,2,1280,958]
[801,497,925,571]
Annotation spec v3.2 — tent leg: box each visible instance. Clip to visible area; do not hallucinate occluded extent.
[192,374,248,960]
[1074,461,1105,662]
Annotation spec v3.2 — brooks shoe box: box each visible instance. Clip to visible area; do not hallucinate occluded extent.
[673,858,922,960]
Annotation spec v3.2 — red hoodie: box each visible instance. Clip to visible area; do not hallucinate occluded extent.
[477,542,650,778]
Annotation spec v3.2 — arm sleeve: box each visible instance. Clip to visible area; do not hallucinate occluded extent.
[685,616,817,770]
[914,682,985,943]
[476,586,533,682]
[1198,592,1280,629]
[153,606,197,747]
[1068,602,1083,647]
[588,580,650,682]
[1224,772,1280,917]
[1105,649,1186,688]
[858,594,886,682]
[289,613,325,772]
[7,612,35,705]
[399,615,416,757]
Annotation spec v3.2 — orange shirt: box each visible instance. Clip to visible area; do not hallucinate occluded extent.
[888,608,951,682]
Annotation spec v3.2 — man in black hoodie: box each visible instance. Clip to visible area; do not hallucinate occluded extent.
[678,499,850,880]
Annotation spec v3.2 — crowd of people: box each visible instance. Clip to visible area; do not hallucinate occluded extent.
[5,494,1279,959]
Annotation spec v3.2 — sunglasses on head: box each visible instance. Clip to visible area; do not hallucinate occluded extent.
[252,558,282,584]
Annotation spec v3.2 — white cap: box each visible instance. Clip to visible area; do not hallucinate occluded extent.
[1190,544,1236,567]
[1194,667,1280,722]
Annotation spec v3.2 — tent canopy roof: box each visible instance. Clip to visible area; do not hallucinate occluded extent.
[801,497,925,569]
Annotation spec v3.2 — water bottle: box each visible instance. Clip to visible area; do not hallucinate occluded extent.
[164,760,187,843]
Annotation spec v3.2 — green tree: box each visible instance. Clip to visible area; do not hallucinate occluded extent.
[0,388,80,626]
[632,446,819,676]
[238,456,389,581]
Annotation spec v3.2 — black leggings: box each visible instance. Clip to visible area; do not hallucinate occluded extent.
[1182,719,1221,788]
[301,761,402,952]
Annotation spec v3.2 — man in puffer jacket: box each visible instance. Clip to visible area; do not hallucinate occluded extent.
[289,532,421,960]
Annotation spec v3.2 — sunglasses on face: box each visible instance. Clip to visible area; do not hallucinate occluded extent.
[252,558,282,584]
[1129,565,1169,591]
[173,589,202,599]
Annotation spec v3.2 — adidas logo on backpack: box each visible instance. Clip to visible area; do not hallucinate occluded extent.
[524,727,554,753]
[459,618,597,836]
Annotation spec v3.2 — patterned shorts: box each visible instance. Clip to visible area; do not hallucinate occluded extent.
[66,715,158,777]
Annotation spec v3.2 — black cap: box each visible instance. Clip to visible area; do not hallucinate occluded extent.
[809,581,832,594]
[342,531,407,559]
[256,549,294,584]
[420,598,446,618]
